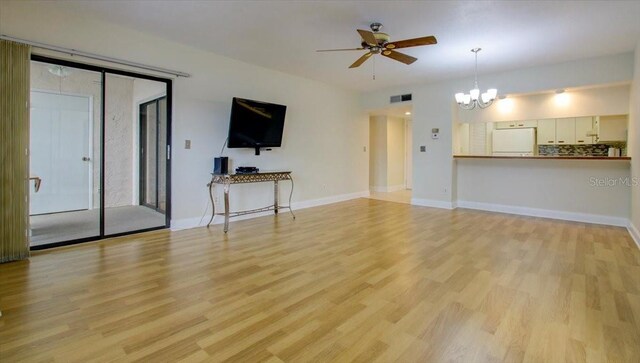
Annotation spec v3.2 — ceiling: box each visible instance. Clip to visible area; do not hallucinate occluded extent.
[21,1,640,91]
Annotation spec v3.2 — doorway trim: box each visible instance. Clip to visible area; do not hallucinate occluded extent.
[30,54,173,250]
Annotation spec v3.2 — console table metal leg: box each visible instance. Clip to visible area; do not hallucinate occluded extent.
[288,177,296,220]
[224,183,230,233]
[206,182,216,227]
[274,180,279,215]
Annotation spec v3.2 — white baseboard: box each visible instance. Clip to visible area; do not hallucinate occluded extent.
[456,200,629,227]
[291,190,370,210]
[370,185,406,193]
[411,198,456,210]
[170,190,370,231]
[628,222,640,250]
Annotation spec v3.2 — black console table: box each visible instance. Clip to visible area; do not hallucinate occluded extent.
[206,171,295,232]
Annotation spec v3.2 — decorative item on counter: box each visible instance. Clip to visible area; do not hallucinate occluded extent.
[608,147,622,157]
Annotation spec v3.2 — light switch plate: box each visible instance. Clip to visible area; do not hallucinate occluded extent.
[420,146,426,152]
[185,140,191,149]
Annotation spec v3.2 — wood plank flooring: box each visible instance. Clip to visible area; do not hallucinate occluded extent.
[1,198,640,362]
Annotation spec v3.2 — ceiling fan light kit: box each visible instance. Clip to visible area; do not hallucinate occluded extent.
[455,48,497,110]
[317,23,437,70]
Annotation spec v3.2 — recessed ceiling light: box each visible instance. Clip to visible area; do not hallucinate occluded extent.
[554,92,570,106]
[405,111,411,115]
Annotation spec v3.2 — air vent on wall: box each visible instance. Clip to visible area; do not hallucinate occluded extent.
[390,94,412,103]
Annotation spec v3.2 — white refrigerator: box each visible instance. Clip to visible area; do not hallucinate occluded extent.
[492,128,536,156]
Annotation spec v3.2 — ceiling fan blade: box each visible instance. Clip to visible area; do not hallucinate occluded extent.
[316,48,365,52]
[385,35,437,49]
[357,29,378,47]
[349,52,373,68]
[382,50,417,65]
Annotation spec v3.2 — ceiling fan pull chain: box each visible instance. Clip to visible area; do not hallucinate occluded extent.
[373,56,376,80]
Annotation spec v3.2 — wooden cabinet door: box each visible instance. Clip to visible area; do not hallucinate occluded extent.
[598,115,627,142]
[496,121,515,129]
[515,120,538,128]
[537,119,556,145]
[555,118,576,145]
[575,117,594,144]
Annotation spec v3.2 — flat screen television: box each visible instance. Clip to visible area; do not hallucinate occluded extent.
[227,97,287,155]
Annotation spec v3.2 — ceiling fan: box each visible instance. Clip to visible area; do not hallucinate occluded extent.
[317,23,437,68]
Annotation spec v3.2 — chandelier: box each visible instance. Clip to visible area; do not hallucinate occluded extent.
[455,48,497,109]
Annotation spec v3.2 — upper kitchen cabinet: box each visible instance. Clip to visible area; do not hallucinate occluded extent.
[595,115,627,142]
[495,120,538,129]
[575,117,595,144]
[537,119,556,145]
[555,118,576,145]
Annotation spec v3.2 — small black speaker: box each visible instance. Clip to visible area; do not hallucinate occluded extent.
[214,157,228,175]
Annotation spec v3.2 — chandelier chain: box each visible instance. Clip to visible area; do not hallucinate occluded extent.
[474,49,479,88]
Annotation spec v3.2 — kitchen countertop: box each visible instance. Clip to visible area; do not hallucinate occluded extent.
[453,155,631,160]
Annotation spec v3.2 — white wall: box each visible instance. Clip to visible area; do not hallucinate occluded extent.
[1,2,369,227]
[386,116,405,188]
[369,115,406,191]
[405,119,413,190]
[369,116,387,189]
[629,41,640,242]
[362,52,635,218]
[456,159,631,226]
[457,84,630,124]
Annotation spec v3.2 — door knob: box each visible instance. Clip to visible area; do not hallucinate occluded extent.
[82,157,91,161]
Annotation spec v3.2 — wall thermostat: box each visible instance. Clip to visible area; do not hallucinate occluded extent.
[431,128,440,139]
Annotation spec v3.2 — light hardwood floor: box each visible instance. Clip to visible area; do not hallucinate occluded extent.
[367,190,412,204]
[1,198,639,362]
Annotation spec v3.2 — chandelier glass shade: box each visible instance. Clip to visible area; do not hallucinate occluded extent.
[455,48,497,110]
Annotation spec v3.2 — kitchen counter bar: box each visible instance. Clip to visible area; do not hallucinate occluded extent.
[454,155,630,160]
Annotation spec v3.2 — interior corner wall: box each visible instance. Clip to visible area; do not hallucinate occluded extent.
[369,116,388,190]
[629,41,640,237]
[386,116,405,188]
[0,2,369,226]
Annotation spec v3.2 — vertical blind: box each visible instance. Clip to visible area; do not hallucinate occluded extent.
[0,40,31,263]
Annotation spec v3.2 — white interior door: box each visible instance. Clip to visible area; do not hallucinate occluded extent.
[30,91,92,215]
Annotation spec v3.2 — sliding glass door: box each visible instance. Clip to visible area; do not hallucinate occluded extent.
[29,62,102,246]
[29,56,171,249]
[104,75,168,236]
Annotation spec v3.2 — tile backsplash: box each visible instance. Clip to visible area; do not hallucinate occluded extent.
[538,142,627,156]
